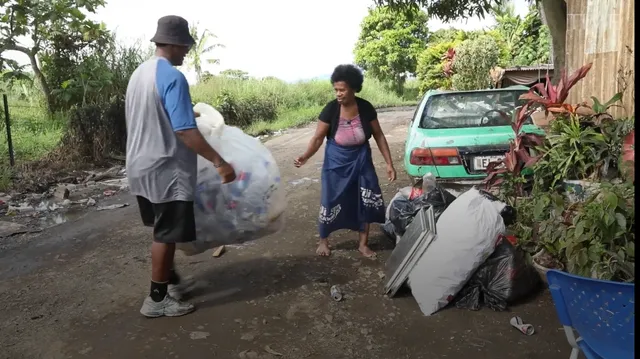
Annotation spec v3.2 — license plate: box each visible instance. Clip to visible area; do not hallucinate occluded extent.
[474,156,504,170]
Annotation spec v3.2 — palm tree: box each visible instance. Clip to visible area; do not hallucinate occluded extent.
[491,0,522,64]
[185,23,224,83]
[491,0,517,19]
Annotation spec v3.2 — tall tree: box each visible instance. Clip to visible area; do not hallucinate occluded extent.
[492,0,516,19]
[185,22,224,83]
[353,6,429,95]
[491,3,551,67]
[0,0,107,113]
[374,0,567,83]
[492,1,521,58]
[510,5,551,66]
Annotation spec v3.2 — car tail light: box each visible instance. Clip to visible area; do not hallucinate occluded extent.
[410,147,461,166]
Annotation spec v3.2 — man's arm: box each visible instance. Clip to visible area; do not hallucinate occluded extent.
[161,72,225,166]
[176,129,225,166]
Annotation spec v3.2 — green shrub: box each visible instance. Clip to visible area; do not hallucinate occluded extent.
[191,75,415,134]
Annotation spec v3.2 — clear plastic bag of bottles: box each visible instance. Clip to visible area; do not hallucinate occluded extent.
[176,104,287,256]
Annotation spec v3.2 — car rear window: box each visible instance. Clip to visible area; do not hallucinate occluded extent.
[419,90,532,129]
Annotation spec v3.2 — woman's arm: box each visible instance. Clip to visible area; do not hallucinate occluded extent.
[294,120,330,167]
[371,119,393,165]
[371,119,397,181]
[302,121,330,160]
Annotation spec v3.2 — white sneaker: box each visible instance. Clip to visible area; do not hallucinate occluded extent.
[168,277,196,301]
[140,295,195,318]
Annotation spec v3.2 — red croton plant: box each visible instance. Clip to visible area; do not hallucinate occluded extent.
[621,130,635,183]
[483,102,545,194]
[520,63,593,116]
[442,48,455,77]
[484,63,595,194]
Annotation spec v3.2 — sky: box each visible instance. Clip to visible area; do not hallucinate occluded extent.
[5,0,529,83]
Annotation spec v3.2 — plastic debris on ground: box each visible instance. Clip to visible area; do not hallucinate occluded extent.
[176,103,287,256]
[382,173,456,243]
[452,236,541,311]
[510,316,536,335]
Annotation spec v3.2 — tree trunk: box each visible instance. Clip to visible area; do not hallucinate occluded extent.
[27,53,54,114]
[540,0,567,84]
[394,76,406,96]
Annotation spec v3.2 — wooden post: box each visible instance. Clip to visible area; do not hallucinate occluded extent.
[2,94,15,167]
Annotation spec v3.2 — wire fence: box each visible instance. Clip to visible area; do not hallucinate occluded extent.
[1,94,15,167]
[0,94,57,168]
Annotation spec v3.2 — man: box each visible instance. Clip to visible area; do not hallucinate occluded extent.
[125,15,236,318]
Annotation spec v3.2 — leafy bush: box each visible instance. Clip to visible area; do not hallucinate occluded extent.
[214,91,278,127]
[451,36,500,90]
[517,183,635,282]
[190,75,415,132]
[498,61,636,283]
[57,100,127,163]
[481,29,511,67]
[416,40,461,93]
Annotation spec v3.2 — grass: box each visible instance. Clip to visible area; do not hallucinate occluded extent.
[191,76,418,135]
[0,76,418,191]
[244,106,324,136]
[0,98,66,191]
[0,99,65,164]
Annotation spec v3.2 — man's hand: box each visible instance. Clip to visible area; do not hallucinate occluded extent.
[216,162,236,183]
[294,155,308,168]
[387,164,397,182]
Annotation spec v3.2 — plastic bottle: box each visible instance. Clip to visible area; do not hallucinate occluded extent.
[421,172,437,194]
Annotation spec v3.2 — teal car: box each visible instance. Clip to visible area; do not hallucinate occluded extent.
[403,86,544,183]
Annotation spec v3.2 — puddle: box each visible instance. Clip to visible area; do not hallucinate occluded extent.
[39,207,87,228]
[289,177,319,186]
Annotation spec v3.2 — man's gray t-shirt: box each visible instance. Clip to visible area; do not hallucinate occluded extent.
[125,56,198,203]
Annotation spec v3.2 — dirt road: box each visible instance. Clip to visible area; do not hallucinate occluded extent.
[0,109,570,359]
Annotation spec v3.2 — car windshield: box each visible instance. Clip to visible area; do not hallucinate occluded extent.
[419,90,531,129]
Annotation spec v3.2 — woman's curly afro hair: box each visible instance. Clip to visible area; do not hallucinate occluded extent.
[330,64,364,93]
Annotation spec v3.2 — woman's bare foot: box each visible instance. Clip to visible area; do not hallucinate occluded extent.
[358,245,376,259]
[316,239,331,257]
[358,224,375,258]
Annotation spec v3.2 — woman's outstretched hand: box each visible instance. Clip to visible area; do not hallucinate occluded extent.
[387,164,397,182]
[294,156,308,168]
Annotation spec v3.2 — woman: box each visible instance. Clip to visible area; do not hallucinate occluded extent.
[294,64,396,258]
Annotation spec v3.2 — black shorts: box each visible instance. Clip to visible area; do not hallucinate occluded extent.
[136,196,196,244]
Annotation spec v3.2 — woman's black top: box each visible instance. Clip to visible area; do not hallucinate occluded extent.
[318,97,378,141]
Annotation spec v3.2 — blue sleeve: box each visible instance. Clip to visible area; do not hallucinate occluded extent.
[155,60,197,131]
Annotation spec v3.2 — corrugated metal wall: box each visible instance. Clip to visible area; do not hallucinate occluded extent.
[565,0,635,118]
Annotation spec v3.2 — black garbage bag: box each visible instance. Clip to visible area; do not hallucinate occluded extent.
[478,189,517,226]
[381,221,397,240]
[453,240,541,311]
[386,185,456,237]
[387,195,416,236]
[423,185,458,221]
